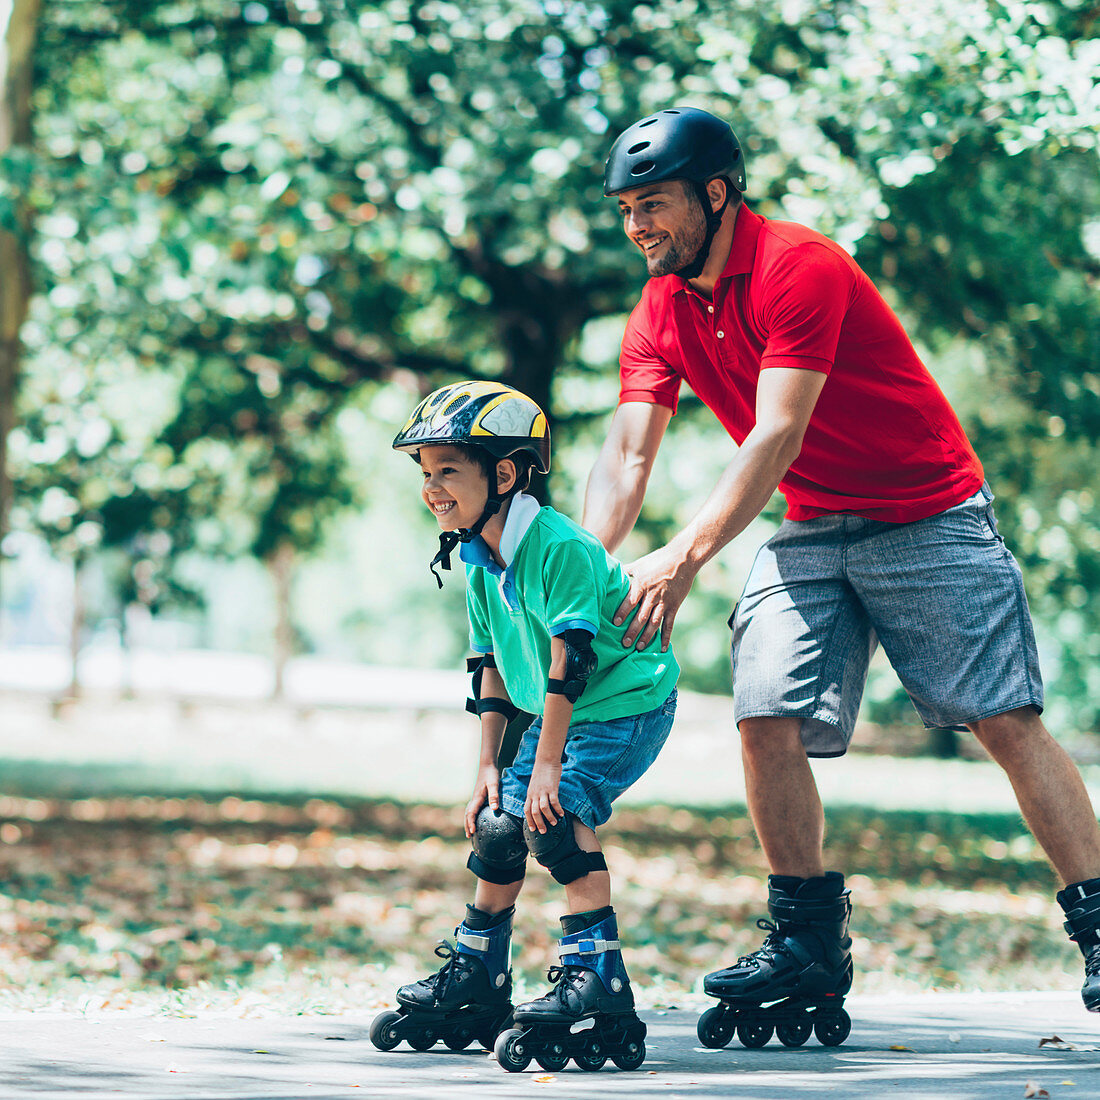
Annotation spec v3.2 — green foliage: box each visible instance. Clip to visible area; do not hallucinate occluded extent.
[10,0,1100,721]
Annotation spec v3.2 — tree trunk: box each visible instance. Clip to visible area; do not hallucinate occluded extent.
[67,555,85,700]
[0,0,41,591]
[268,542,295,700]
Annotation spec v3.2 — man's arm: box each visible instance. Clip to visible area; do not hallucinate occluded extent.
[615,366,828,651]
[582,401,673,553]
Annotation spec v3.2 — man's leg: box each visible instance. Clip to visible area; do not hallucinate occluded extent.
[739,716,825,878]
[701,714,853,1039]
[969,705,1100,886]
[971,705,1100,1011]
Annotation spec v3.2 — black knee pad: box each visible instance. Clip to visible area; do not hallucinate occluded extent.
[468,807,527,885]
[523,812,608,885]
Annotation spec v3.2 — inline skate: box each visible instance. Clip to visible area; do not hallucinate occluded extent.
[494,908,647,1073]
[370,905,514,1052]
[698,873,853,1050]
[1058,877,1100,1011]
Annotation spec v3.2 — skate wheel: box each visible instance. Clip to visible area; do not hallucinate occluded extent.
[535,1041,569,1072]
[368,1010,403,1052]
[736,1020,773,1048]
[611,1036,646,1071]
[494,1028,532,1073]
[574,1035,606,1071]
[443,1024,474,1051]
[697,1006,734,1049]
[776,1018,813,1047]
[406,1029,436,1051]
[813,1008,851,1047]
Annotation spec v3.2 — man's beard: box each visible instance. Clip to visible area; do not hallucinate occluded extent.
[645,204,708,277]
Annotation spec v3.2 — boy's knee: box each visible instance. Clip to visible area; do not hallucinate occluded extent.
[467,806,527,885]
[523,813,607,884]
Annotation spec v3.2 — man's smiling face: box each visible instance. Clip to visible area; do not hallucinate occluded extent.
[615,179,708,278]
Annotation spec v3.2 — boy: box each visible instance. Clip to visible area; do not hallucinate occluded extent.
[372,381,678,1073]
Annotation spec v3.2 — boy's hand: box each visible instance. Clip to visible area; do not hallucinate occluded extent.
[465,764,501,838]
[524,761,564,834]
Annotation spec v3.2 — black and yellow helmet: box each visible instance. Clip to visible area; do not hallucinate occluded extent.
[394,381,552,588]
[392,380,551,474]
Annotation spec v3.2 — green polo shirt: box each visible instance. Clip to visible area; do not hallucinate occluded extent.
[462,501,679,722]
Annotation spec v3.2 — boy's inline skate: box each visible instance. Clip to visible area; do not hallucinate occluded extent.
[370,905,514,1052]
[698,873,853,1050]
[494,908,647,1073]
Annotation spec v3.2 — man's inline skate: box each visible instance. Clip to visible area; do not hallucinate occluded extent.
[698,873,853,1050]
[370,905,514,1052]
[1058,877,1100,1012]
[494,908,647,1072]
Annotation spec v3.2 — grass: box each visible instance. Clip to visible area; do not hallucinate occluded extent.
[0,787,1077,1016]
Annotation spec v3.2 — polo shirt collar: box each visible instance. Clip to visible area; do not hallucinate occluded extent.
[672,203,762,296]
[458,492,541,575]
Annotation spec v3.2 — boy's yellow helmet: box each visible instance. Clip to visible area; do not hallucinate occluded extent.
[392,380,551,474]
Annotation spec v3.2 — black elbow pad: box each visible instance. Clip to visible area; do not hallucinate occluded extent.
[547,629,597,703]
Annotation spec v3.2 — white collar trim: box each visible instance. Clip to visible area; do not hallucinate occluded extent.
[498,493,541,567]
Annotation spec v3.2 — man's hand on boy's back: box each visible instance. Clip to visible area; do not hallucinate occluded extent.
[464,764,502,838]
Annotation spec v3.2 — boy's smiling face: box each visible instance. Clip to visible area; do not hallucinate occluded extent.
[418,444,490,532]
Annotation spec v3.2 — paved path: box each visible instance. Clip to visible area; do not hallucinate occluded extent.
[3,992,1098,1099]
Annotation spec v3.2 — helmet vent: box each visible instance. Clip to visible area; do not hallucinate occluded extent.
[442,397,467,417]
[627,141,650,154]
[631,159,655,176]
[639,117,659,127]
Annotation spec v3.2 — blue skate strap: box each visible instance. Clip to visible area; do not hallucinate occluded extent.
[557,937,619,958]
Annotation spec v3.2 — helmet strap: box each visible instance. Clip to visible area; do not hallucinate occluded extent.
[673,178,730,281]
[428,474,513,589]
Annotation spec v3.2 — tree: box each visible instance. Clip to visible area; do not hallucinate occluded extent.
[0,0,40,580]
[15,0,1100,724]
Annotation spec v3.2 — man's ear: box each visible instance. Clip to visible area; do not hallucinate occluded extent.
[496,458,518,494]
[705,176,729,214]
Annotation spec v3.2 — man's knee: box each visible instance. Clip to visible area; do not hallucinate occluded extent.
[467,806,527,885]
[739,716,806,760]
[969,705,1047,757]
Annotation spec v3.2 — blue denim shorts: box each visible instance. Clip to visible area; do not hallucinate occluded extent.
[500,689,677,831]
[731,485,1043,757]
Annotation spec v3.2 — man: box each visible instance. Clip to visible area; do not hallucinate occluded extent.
[583,105,1100,1020]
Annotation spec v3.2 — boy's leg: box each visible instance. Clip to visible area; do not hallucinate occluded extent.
[475,879,524,914]
[563,822,611,913]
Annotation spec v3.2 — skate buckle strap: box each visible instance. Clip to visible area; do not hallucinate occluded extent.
[558,937,619,958]
[456,929,491,953]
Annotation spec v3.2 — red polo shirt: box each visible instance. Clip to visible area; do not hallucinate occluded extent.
[619,205,984,521]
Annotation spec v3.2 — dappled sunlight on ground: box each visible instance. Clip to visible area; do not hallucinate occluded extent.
[0,794,1078,1016]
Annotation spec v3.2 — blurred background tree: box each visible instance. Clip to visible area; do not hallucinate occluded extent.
[3,0,1098,734]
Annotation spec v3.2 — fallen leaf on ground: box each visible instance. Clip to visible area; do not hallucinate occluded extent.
[889,1044,914,1051]
[533,1074,556,1083]
[1039,1036,1100,1052]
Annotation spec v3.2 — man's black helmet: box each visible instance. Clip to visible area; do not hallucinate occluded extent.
[603,106,746,196]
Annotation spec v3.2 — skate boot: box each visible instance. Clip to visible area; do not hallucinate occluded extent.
[370,905,514,1052]
[1057,878,1100,1012]
[698,872,853,1049]
[494,907,647,1073]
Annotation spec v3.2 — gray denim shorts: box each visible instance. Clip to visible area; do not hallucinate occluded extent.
[731,485,1043,757]
[501,689,677,831]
